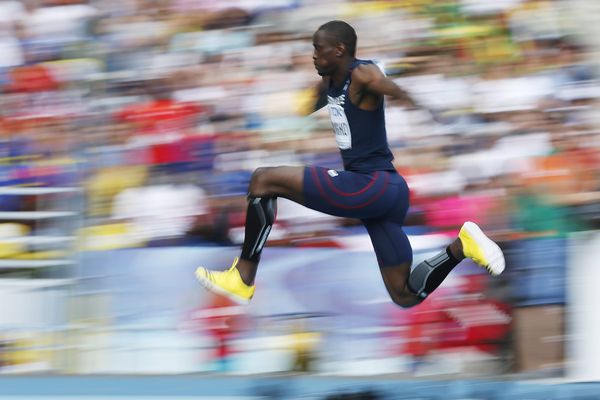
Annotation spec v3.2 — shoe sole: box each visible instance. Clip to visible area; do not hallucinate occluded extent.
[462,221,505,276]
[195,268,252,305]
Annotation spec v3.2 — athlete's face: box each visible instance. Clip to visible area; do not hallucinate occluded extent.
[312,29,341,76]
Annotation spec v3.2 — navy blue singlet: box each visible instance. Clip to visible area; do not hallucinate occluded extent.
[326,59,395,173]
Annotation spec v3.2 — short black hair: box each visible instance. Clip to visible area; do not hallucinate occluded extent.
[317,20,357,57]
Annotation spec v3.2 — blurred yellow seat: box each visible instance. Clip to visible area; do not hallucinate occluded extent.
[77,223,145,251]
[0,223,30,258]
[86,166,149,217]
[12,251,67,260]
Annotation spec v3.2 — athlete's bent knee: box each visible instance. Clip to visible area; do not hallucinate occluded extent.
[392,298,417,309]
[248,167,274,197]
[389,291,422,309]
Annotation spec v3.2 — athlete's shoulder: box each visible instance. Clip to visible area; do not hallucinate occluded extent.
[351,61,385,84]
[352,59,385,72]
[353,58,374,65]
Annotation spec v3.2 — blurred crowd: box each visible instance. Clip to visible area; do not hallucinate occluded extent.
[0,0,598,251]
[0,0,599,376]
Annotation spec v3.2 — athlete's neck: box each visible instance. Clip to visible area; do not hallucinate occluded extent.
[331,57,355,87]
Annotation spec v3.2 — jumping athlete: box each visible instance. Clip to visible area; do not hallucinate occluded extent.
[195,20,505,307]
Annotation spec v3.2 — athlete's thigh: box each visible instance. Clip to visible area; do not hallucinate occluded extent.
[302,166,403,219]
[253,166,305,204]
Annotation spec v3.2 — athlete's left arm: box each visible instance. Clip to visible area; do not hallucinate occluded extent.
[352,64,418,108]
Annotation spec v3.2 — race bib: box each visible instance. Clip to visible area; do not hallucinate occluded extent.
[328,103,352,150]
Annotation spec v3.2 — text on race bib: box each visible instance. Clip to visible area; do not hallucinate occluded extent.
[327,96,352,150]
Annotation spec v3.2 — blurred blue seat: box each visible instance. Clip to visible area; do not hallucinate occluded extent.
[507,237,567,306]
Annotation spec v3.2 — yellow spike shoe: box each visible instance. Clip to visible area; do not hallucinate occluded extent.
[458,221,505,276]
[195,258,255,304]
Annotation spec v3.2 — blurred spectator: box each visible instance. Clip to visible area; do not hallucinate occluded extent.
[111,168,209,245]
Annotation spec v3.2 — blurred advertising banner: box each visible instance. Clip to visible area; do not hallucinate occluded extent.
[76,245,493,327]
[1,239,583,376]
[69,244,510,375]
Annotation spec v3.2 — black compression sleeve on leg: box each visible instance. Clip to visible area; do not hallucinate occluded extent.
[407,246,460,300]
[240,197,276,263]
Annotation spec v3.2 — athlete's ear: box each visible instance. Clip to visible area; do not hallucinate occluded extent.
[335,43,345,57]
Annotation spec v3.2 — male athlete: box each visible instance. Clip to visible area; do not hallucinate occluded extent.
[196,21,505,307]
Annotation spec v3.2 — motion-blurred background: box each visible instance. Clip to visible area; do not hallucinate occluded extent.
[0,0,599,392]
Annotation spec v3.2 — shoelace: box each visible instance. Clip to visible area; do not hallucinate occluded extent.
[204,269,216,283]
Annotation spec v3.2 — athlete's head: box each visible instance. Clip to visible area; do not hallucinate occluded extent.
[312,20,357,76]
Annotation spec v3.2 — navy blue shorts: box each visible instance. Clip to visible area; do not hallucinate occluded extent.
[303,166,413,267]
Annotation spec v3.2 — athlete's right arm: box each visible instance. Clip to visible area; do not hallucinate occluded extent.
[352,64,418,108]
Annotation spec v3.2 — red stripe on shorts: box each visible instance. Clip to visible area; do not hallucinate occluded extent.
[311,167,390,210]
